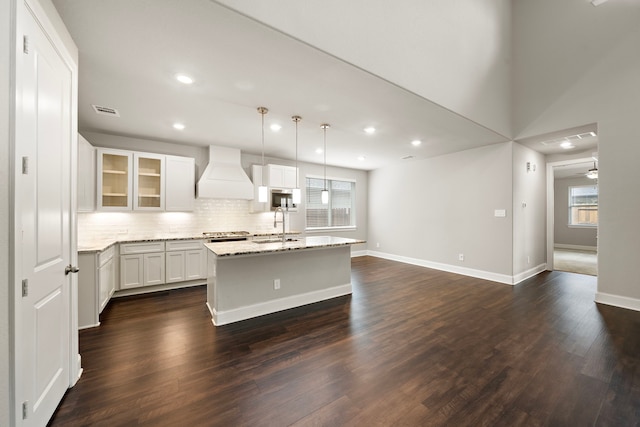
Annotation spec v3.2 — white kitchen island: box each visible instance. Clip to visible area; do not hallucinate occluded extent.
[204,236,365,326]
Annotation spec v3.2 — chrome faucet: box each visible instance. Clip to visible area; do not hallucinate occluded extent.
[274,207,286,243]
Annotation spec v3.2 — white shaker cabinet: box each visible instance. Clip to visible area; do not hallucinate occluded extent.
[120,242,165,289]
[97,148,133,210]
[99,251,116,312]
[267,164,297,189]
[133,152,165,211]
[120,254,144,289]
[165,240,206,283]
[78,245,117,329]
[97,148,193,212]
[165,155,195,211]
[77,134,96,212]
[143,252,166,285]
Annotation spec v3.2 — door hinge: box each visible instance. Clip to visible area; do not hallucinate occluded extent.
[22,156,29,174]
[22,279,28,297]
[23,35,29,54]
[22,401,28,419]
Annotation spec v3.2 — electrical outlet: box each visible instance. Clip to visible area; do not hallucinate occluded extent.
[458,253,464,261]
[273,278,280,290]
[527,256,531,264]
[376,242,380,248]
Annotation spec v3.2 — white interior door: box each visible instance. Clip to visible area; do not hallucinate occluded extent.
[17,3,74,425]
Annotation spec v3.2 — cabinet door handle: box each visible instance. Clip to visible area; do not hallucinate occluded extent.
[65,265,80,275]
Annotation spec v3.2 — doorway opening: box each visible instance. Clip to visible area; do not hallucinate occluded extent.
[547,157,598,276]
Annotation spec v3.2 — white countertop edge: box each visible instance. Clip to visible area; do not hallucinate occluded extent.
[205,236,366,258]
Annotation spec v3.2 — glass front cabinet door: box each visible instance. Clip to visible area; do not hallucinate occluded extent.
[97,148,133,210]
[133,153,165,210]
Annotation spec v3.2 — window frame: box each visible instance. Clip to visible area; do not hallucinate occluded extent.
[304,175,357,232]
[567,184,598,228]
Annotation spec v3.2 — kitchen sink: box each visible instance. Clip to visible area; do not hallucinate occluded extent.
[253,237,300,244]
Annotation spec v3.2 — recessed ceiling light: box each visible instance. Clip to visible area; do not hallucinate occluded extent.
[175,74,193,84]
[560,141,574,149]
[411,140,422,147]
[364,127,376,134]
[173,123,185,130]
[315,148,323,154]
[270,124,282,132]
[358,156,366,161]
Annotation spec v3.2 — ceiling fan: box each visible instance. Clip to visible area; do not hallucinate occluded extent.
[586,162,598,179]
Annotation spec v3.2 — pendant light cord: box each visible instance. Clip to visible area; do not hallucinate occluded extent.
[261,111,265,168]
[257,107,268,187]
[293,116,300,189]
[321,124,329,191]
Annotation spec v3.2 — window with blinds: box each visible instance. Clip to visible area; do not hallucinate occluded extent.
[568,185,598,227]
[306,177,355,229]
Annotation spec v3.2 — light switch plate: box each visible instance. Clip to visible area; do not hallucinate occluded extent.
[494,209,506,217]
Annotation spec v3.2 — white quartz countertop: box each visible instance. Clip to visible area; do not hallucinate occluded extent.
[205,236,366,257]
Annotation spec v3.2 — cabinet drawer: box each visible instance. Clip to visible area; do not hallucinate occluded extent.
[166,240,203,252]
[120,241,165,254]
[98,245,115,267]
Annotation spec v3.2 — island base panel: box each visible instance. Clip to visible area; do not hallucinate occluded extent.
[207,246,352,325]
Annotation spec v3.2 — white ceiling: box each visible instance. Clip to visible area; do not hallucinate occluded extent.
[515,123,599,156]
[52,0,604,170]
[554,161,598,180]
[51,0,513,170]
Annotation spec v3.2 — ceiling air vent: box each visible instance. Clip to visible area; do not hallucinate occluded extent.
[92,104,120,117]
[540,131,597,147]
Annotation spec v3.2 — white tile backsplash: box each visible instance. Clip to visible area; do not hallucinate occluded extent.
[78,199,282,244]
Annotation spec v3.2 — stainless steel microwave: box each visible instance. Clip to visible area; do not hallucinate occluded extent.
[270,189,297,211]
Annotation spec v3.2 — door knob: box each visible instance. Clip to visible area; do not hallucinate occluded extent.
[65,265,80,275]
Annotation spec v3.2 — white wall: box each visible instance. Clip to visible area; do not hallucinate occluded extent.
[554,177,598,248]
[216,0,513,137]
[368,142,513,280]
[1,0,13,424]
[512,143,547,278]
[513,0,640,308]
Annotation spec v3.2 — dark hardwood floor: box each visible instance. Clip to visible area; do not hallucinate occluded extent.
[49,256,640,426]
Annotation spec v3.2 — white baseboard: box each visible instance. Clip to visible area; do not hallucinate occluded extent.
[595,292,640,312]
[212,283,352,326]
[351,250,367,258]
[513,263,548,285]
[78,322,100,330]
[366,251,514,285]
[554,244,597,252]
[71,355,83,387]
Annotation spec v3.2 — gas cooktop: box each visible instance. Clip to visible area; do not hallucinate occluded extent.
[203,231,251,242]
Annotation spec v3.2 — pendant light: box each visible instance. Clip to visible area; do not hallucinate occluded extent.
[320,124,330,204]
[292,115,302,205]
[586,161,598,179]
[257,107,268,203]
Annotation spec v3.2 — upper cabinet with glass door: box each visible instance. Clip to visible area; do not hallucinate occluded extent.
[96,148,192,212]
[133,153,165,210]
[97,148,133,210]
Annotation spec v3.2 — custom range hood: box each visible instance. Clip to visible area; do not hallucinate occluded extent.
[196,145,254,199]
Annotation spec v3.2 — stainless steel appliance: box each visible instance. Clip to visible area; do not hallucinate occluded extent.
[270,189,297,211]
[203,231,250,243]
